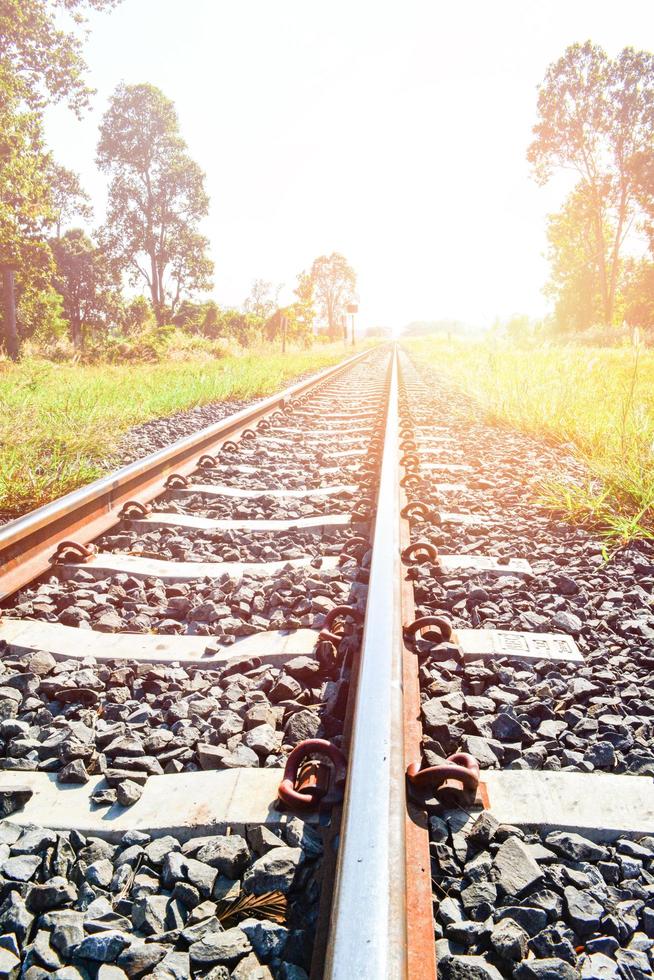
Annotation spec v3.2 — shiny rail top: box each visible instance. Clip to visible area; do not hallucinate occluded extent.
[324,353,408,978]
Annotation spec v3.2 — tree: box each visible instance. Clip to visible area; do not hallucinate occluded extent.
[622,259,654,329]
[217,309,262,346]
[631,149,654,258]
[0,0,120,113]
[120,295,153,334]
[0,71,52,265]
[294,269,316,333]
[263,303,312,346]
[97,83,213,325]
[51,228,120,346]
[202,301,220,338]
[17,285,68,344]
[171,298,223,337]
[0,0,118,350]
[0,71,55,344]
[308,253,356,338]
[529,42,654,325]
[48,164,93,239]
[545,184,607,330]
[244,279,281,320]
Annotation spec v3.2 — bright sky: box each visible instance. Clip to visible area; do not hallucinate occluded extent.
[44,0,654,332]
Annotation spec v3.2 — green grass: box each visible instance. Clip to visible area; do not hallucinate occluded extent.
[0,344,358,519]
[402,336,654,546]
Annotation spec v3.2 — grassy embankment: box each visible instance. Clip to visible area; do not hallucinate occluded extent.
[0,344,360,520]
[403,337,654,546]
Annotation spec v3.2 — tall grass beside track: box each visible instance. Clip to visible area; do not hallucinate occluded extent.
[403,337,654,546]
[0,345,359,520]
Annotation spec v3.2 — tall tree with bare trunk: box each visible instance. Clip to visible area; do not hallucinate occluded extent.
[308,253,356,338]
[97,83,213,325]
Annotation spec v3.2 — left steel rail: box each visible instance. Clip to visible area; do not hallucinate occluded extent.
[0,349,371,601]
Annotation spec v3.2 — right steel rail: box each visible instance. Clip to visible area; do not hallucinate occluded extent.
[324,348,431,978]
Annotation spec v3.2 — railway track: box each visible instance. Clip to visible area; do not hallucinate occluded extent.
[0,344,652,979]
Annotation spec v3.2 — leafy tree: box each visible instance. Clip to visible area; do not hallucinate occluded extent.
[0,71,56,345]
[622,259,654,328]
[308,253,356,338]
[0,0,117,350]
[631,149,654,260]
[18,285,68,344]
[545,184,607,330]
[97,83,213,325]
[51,228,120,346]
[48,164,93,239]
[529,42,654,325]
[244,279,281,321]
[201,301,220,338]
[293,269,316,333]
[119,295,153,334]
[263,303,312,346]
[0,74,52,271]
[171,298,222,336]
[0,0,120,113]
[218,309,263,346]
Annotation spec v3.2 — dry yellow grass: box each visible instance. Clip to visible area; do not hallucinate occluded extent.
[403,336,654,544]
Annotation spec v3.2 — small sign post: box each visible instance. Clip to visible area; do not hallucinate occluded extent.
[347,302,358,347]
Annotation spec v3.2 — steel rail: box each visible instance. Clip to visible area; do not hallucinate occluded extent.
[397,351,439,980]
[323,349,409,978]
[0,348,372,601]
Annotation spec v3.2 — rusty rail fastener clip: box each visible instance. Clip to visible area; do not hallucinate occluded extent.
[401,540,439,565]
[400,500,434,522]
[318,604,363,646]
[164,473,189,489]
[49,540,98,564]
[403,616,453,643]
[119,500,152,519]
[406,752,481,805]
[278,739,347,810]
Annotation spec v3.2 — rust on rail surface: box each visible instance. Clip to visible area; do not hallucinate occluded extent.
[0,350,371,602]
[397,358,438,980]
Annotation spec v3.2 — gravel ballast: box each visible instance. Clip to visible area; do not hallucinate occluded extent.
[400,348,654,978]
[0,818,322,979]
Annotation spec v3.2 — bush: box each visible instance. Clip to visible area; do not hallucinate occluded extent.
[19,335,79,362]
[87,325,231,363]
[17,287,69,344]
[119,295,155,334]
[545,322,651,348]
